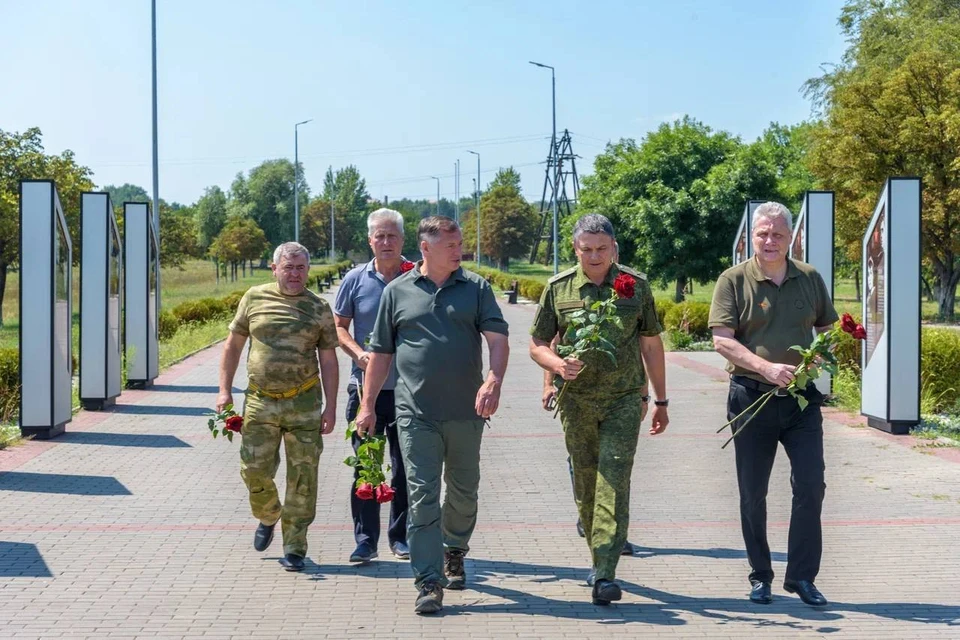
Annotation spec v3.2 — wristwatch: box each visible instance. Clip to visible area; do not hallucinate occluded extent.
[640,395,650,403]
[654,399,669,407]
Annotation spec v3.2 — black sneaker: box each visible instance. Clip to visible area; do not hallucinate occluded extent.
[390,541,410,560]
[415,582,444,614]
[349,541,378,563]
[444,549,466,590]
[279,553,305,572]
[253,522,275,552]
[592,579,622,605]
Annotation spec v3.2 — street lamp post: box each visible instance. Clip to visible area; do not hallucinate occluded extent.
[455,159,460,223]
[294,119,312,243]
[529,60,558,274]
[330,201,335,262]
[467,150,480,267]
[430,176,440,216]
[151,0,160,236]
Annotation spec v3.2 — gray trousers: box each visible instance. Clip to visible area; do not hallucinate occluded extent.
[396,415,484,589]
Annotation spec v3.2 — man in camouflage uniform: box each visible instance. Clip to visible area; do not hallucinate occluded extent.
[217,242,339,572]
[529,214,669,605]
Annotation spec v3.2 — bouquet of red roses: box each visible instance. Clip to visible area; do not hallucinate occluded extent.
[717,312,867,448]
[208,404,243,442]
[399,260,416,274]
[551,272,636,418]
[344,421,394,503]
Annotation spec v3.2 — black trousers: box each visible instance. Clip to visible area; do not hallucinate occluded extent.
[346,385,408,547]
[728,378,826,584]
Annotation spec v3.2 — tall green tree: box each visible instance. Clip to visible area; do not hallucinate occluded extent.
[805,0,960,318]
[322,165,371,253]
[194,185,228,250]
[0,128,94,324]
[462,184,539,270]
[229,159,307,249]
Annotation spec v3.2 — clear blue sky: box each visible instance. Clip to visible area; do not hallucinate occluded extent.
[2,0,848,206]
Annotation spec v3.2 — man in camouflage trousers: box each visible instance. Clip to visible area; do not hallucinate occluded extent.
[217,242,339,572]
[529,214,669,605]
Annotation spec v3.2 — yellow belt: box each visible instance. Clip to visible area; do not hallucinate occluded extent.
[248,377,319,400]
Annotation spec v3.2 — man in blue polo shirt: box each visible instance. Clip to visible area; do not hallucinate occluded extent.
[334,208,412,564]
[357,216,510,615]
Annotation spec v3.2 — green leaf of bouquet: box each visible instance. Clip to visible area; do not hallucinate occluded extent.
[796,396,809,411]
[213,430,219,438]
[588,313,598,323]
[226,431,234,442]
[343,456,359,467]
[224,403,233,412]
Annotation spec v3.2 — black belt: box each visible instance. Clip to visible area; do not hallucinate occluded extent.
[731,375,791,397]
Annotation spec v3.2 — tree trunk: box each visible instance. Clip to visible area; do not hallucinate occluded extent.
[0,262,7,327]
[674,277,687,303]
[214,259,219,285]
[854,268,861,302]
[921,275,934,302]
[934,262,960,321]
[242,261,246,278]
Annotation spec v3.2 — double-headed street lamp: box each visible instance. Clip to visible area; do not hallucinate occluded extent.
[529,60,559,275]
[429,176,440,216]
[294,119,312,243]
[466,150,480,267]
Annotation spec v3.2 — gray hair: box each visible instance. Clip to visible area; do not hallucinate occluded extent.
[752,201,793,231]
[272,241,309,265]
[367,208,405,236]
[572,213,615,243]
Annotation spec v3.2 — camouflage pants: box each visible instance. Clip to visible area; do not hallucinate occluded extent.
[559,391,643,581]
[240,385,323,557]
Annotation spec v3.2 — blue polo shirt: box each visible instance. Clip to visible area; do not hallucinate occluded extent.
[334,260,400,390]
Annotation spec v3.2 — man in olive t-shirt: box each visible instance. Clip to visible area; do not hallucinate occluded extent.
[709,202,838,607]
[217,242,339,573]
[356,216,509,615]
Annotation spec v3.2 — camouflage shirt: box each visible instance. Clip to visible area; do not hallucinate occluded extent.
[229,283,338,393]
[530,263,662,397]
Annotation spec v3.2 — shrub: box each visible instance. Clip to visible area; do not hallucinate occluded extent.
[833,329,862,373]
[473,266,545,303]
[920,329,960,412]
[158,311,179,341]
[655,298,676,328]
[0,348,19,424]
[663,301,711,338]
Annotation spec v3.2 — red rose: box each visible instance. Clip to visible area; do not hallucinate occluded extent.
[399,261,415,274]
[852,324,867,341]
[840,313,857,334]
[375,483,395,504]
[355,482,375,501]
[225,415,243,433]
[613,273,636,299]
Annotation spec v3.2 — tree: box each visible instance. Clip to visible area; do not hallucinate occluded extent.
[229,159,306,249]
[209,217,269,281]
[0,128,94,324]
[323,165,371,254]
[159,203,201,268]
[805,0,960,318]
[488,166,522,192]
[194,185,228,250]
[463,185,538,269]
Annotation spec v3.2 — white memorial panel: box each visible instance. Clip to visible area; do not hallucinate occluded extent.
[124,202,159,387]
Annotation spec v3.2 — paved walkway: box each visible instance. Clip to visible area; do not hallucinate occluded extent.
[2,289,959,639]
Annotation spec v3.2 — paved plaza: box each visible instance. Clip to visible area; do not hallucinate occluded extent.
[1,290,959,639]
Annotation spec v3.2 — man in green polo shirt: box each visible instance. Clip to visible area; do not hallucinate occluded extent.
[709,201,838,608]
[357,216,510,615]
[529,213,669,606]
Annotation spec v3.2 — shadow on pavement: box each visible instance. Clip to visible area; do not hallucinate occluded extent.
[59,432,191,448]
[0,541,53,577]
[0,472,132,496]
[627,544,788,562]
[150,384,224,394]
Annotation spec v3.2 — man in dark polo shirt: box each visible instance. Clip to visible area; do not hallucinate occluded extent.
[709,201,838,608]
[356,216,510,615]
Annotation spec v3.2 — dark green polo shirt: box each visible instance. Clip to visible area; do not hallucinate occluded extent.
[367,263,509,420]
[530,263,662,398]
[708,257,838,382]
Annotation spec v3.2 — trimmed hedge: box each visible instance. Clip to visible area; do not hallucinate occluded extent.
[472,266,546,303]
[663,301,711,338]
[655,297,676,329]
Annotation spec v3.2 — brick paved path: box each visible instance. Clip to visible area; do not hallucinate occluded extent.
[2,291,959,639]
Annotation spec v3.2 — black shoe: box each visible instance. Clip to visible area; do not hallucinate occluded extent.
[415,582,444,614]
[444,548,466,590]
[592,579,622,605]
[390,541,410,560]
[576,519,585,538]
[784,580,828,606]
[279,554,305,572]
[621,541,637,556]
[349,541,379,563]
[253,522,275,552]
[749,580,773,604]
[586,568,597,587]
